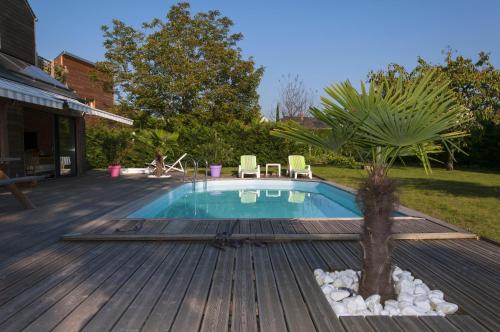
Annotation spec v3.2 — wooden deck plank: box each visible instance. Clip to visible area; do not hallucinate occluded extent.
[340,317,375,332]
[169,245,220,331]
[140,244,207,331]
[110,243,191,332]
[283,243,345,331]
[231,244,258,332]
[253,245,287,332]
[267,244,316,332]
[420,316,462,332]
[391,317,433,332]
[447,315,491,332]
[200,246,236,332]
[0,244,101,318]
[81,244,175,332]
[50,244,159,332]
[15,243,139,332]
[366,316,404,332]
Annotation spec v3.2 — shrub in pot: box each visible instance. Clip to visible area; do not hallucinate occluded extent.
[89,128,133,177]
[197,132,233,177]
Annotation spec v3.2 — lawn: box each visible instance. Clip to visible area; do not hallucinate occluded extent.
[313,166,500,242]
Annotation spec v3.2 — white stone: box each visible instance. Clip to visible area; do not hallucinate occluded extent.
[380,309,390,316]
[387,307,401,316]
[430,297,445,309]
[359,309,373,316]
[321,284,335,295]
[323,275,335,284]
[428,290,444,300]
[384,300,398,308]
[413,278,423,285]
[371,303,383,315]
[398,301,413,310]
[329,290,350,302]
[313,268,324,277]
[397,292,414,303]
[365,295,381,311]
[414,284,428,295]
[397,279,415,294]
[436,302,458,315]
[353,295,367,311]
[331,302,348,316]
[401,305,427,316]
[414,297,431,312]
[399,271,414,281]
[342,297,358,314]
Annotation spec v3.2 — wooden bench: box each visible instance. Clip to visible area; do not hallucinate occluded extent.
[0,173,45,209]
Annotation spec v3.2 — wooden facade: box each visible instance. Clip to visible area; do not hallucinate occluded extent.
[54,52,114,127]
[0,0,36,65]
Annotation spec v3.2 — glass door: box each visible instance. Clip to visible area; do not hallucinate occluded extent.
[55,115,77,176]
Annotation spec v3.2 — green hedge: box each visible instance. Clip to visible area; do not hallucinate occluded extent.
[86,120,360,169]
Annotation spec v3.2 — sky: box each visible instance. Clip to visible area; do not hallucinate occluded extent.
[31,0,500,118]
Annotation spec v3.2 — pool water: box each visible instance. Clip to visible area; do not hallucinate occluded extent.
[129,180,363,219]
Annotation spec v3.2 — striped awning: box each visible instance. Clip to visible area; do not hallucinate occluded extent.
[0,77,133,125]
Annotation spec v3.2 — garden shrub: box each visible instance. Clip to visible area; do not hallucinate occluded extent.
[86,120,360,169]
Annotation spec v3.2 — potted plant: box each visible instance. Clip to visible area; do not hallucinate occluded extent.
[137,129,178,178]
[93,129,133,177]
[198,132,232,178]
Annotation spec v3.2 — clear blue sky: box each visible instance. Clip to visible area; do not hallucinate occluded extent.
[31,0,500,117]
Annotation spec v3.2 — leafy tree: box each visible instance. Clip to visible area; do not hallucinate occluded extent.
[272,70,467,301]
[94,2,264,127]
[369,51,500,169]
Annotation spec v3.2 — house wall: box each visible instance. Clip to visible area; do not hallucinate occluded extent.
[0,0,36,65]
[54,55,114,110]
[6,103,24,177]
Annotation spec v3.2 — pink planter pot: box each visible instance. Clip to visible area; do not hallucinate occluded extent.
[108,165,121,177]
[210,164,222,178]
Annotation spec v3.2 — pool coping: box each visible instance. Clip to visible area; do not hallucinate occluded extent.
[63,176,475,241]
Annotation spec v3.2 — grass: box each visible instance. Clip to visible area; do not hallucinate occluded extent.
[314,166,500,242]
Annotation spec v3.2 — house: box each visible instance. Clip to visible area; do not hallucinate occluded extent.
[0,0,132,178]
[281,115,329,129]
[53,51,116,127]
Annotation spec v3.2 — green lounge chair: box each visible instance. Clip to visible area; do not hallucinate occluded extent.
[238,155,260,178]
[288,155,312,179]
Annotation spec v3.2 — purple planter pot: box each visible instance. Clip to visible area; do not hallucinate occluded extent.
[210,164,222,177]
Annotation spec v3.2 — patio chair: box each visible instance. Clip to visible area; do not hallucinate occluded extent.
[238,155,260,178]
[146,153,187,175]
[288,155,312,179]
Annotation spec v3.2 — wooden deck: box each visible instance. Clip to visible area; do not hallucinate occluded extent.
[0,171,499,331]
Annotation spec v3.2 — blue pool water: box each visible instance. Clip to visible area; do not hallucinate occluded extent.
[129,180,364,219]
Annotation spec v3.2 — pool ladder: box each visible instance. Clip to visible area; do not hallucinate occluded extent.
[182,158,208,184]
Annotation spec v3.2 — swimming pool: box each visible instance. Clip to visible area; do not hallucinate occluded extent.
[128,180,370,219]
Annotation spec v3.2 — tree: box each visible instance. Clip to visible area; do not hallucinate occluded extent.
[272,70,467,301]
[94,2,264,127]
[279,74,315,118]
[275,103,280,122]
[137,130,178,177]
[369,51,500,170]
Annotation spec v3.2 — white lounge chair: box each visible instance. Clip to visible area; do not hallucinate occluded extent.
[147,153,187,176]
[238,155,260,178]
[288,155,312,179]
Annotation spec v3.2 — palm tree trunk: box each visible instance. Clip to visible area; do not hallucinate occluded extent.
[446,150,454,171]
[357,166,398,302]
[154,154,164,177]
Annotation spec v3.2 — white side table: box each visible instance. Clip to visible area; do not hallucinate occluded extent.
[265,163,281,177]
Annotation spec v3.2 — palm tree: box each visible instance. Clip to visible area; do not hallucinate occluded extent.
[138,129,179,177]
[272,69,467,301]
